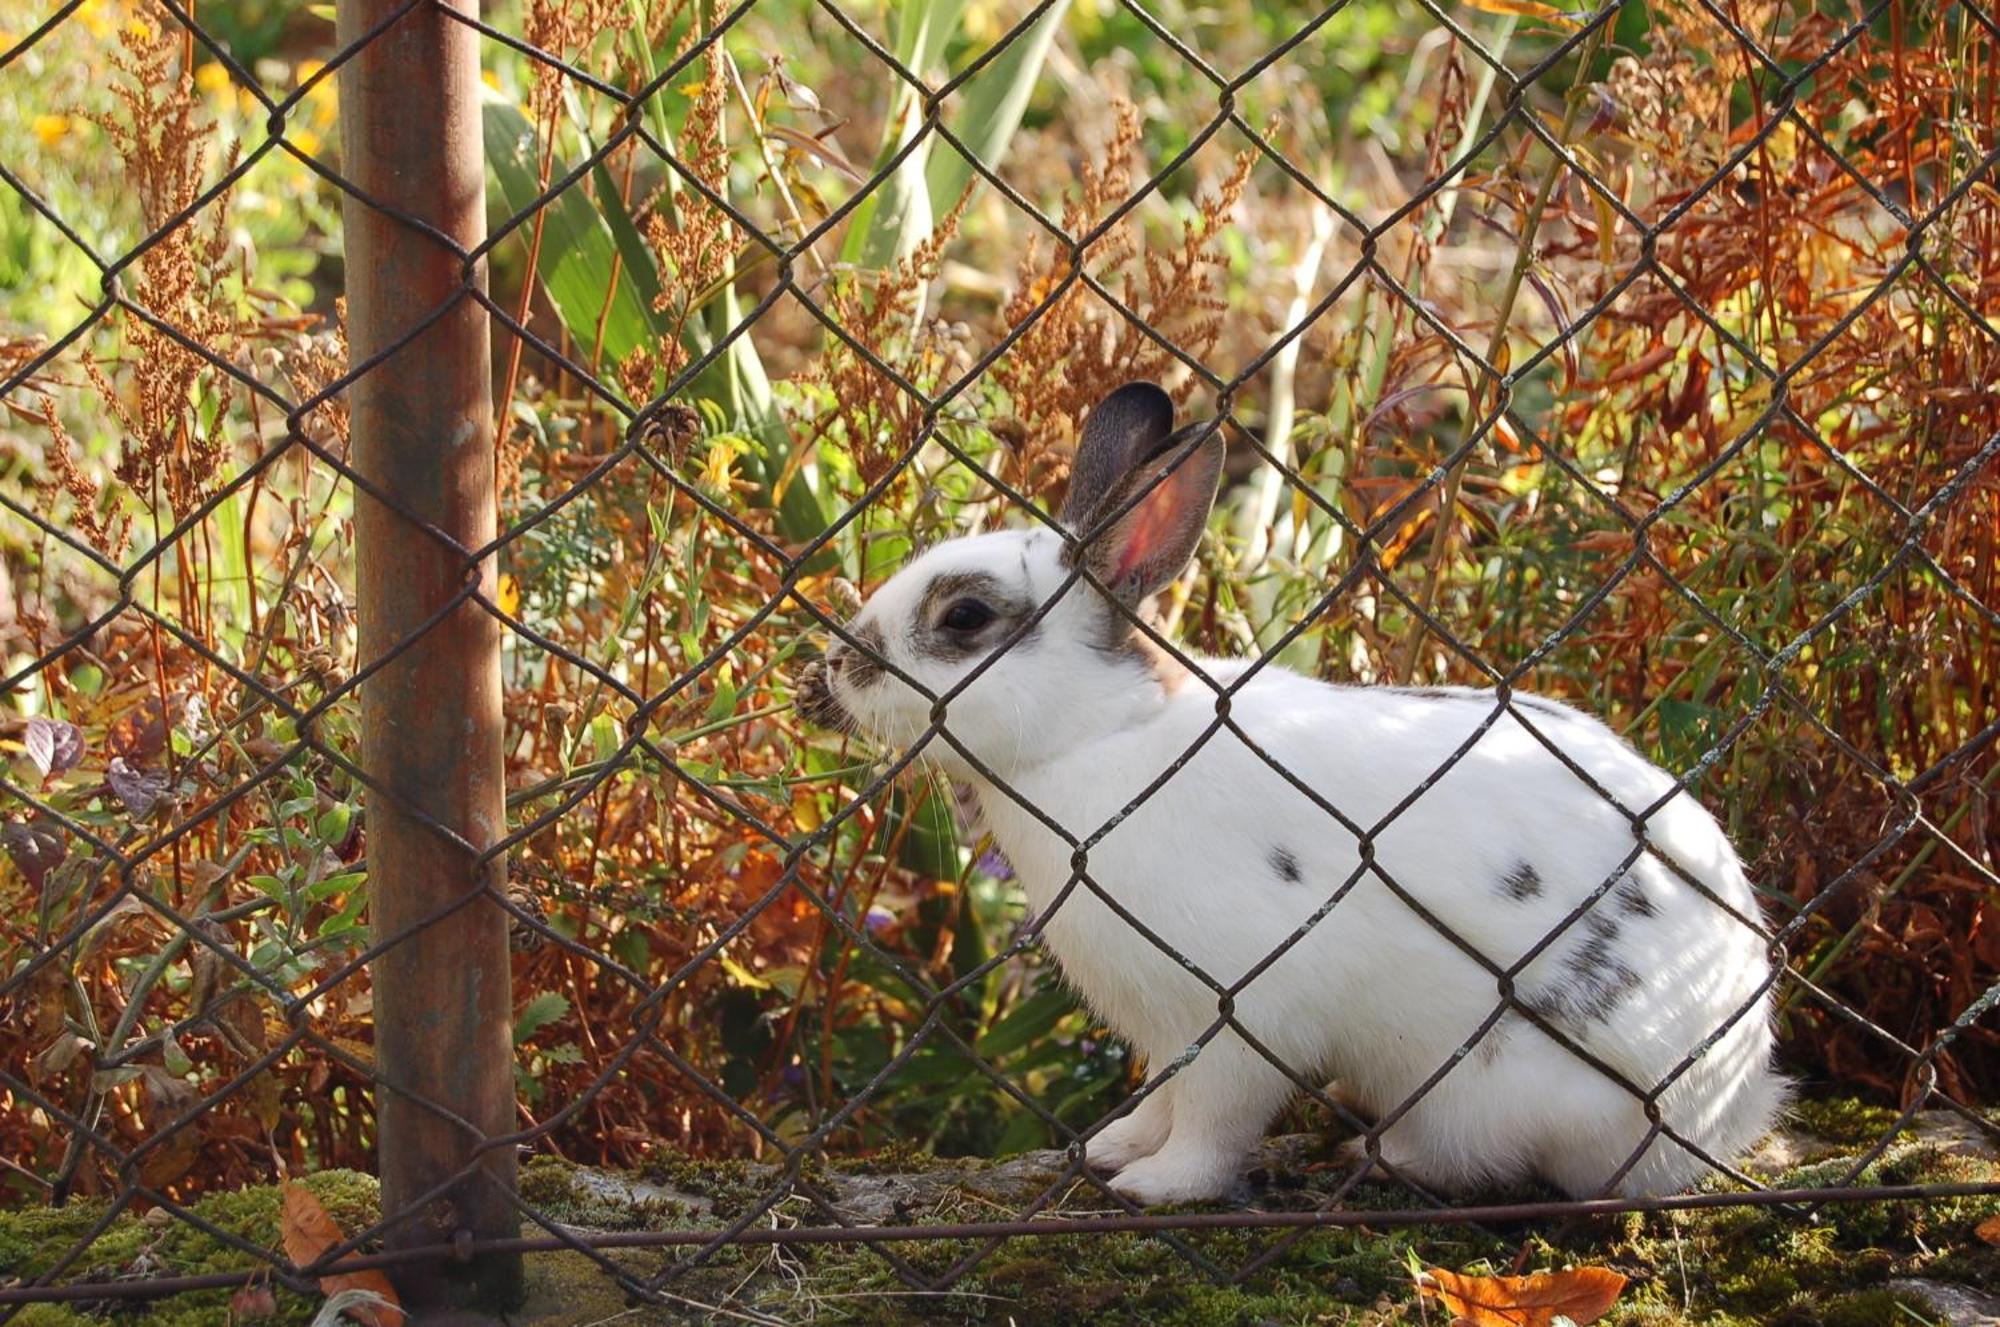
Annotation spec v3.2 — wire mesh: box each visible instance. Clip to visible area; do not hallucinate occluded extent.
[0,0,1996,1316]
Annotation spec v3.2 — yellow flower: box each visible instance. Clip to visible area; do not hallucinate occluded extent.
[31,114,70,147]
[125,16,155,41]
[792,788,823,833]
[77,0,110,38]
[290,128,322,157]
[194,62,232,95]
[700,436,748,492]
[298,61,337,109]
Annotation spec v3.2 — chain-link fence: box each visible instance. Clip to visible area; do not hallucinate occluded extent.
[1,0,1997,1319]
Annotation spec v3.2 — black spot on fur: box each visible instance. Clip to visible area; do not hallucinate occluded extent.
[1500,862,1543,901]
[1269,846,1302,884]
[1382,686,1570,717]
[1615,875,1657,918]
[1530,913,1642,1025]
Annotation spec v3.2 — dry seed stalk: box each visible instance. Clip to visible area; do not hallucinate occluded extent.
[994,100,1256,502]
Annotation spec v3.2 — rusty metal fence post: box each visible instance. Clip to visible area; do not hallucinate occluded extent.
[336,0,521,1312]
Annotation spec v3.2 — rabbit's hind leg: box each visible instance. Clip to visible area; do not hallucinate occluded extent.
[1333,1128,1472,1198]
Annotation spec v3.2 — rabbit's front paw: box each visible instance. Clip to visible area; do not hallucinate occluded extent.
[1106,1146,1237,1206]
[1085,1112,1170,1172]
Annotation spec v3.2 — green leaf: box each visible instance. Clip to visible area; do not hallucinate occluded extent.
[303,871,367,904]
[992,1108,1051,1157]
[923,2,1071,227]
[590,713,622,766]
[895,1045,978,1086]
[891,784,962,879]
[315,804,352,846]
[844,0,1066,271]
[212,487,254,654]
[977,986,1076,1060]
[591,158,670,332]
[481,92,670,370]
[513,991,571,1044]
[316,887,369,942]
[840,0,972,268]
[612,928,651,970]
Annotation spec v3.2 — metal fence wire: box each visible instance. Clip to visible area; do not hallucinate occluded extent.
[1,0,1997,1317]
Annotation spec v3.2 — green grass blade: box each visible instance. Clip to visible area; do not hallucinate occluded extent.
[922,0,1068,220]
[482,92,669,368]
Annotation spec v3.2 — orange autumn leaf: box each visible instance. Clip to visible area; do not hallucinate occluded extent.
[1418,1264,1627,1327]
[1976,1213,2000,1247]
[1462,0,1583,26]
[280,1183,405,1327]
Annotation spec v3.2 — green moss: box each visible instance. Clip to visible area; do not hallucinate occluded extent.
[0,1171,379,1327]
[1784,1098,1904,1147]
[634,1150,767,1219]
[0,1101,1992,1325]
[518,1155,689,1230]
[1813,1288,1929,1327]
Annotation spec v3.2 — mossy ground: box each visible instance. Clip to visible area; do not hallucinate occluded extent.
[1,1104,1993,1326]
[0,1170,379,1327]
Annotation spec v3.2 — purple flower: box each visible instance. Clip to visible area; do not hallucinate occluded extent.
[975,846,1014,881]
[768,1062,807,1102]
[863,904,895,934]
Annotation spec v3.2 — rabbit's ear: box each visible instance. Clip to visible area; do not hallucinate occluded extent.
[1060,382,1177,529]
[1074,426,1224,605]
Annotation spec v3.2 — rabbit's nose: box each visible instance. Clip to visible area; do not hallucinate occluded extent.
[827,621,887,686]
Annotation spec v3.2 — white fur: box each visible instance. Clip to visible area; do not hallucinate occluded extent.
[827,527,1787,1205]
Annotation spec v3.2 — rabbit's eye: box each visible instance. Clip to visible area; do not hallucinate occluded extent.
[940,599,995,633]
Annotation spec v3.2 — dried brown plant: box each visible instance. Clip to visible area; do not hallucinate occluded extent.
[35,393,131,559]
[808,191,973,488]
[992,100,1255,501]
[522,0,635,127]
[81,14,242,521]
[277,300,351,458]
[621,37,736,399]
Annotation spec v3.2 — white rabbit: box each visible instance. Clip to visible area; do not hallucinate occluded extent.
[799,382,1788,1206]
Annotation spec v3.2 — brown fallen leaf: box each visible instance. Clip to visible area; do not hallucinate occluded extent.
[1418,1264,1627,1327]
[280,1183,404,1327]
[1976,1213,2000,1247]
[229,1281,279,1321]
[137,1127,204,1192]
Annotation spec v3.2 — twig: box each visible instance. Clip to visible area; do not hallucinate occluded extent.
[723,51,828,278]
[1396,24,1609,683]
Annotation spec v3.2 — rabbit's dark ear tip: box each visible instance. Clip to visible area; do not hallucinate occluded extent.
[1095,381,1176,436]
[1102,380,1173,414]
